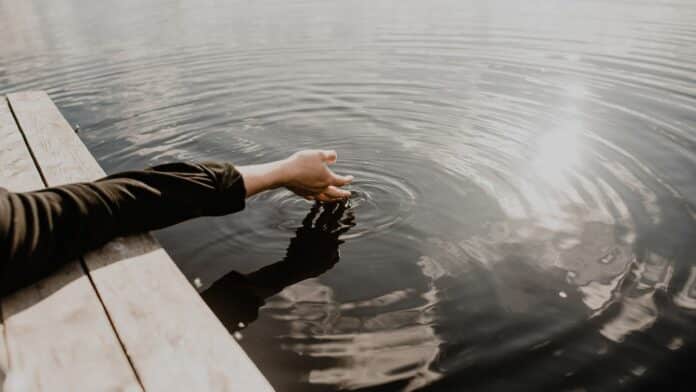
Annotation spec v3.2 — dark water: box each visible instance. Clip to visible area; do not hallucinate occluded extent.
[2,0,696,390]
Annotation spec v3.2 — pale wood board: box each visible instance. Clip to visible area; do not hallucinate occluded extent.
[8,91,274,392]
[0,96,142,392]
[1,263,143,392]
[0,98,43,192]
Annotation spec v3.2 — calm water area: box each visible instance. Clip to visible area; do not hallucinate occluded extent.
[2,0,696,390]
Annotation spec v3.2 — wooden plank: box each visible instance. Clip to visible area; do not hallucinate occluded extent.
[0,97,44,192]
[1,263,143,392]
[0,96,142,392]
[8,91,274,391]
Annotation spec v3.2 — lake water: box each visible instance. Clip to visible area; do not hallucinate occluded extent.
[2,0,696,390]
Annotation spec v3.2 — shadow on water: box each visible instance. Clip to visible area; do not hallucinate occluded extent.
[202,200,355,334]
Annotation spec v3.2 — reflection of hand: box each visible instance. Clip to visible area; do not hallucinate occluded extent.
[202,201,355,333]
[281,201,355,277]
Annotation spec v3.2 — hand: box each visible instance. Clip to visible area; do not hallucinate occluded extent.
[236,149,353,200]
[282,150,354,202]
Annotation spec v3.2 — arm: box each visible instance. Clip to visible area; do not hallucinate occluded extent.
[0,161,246,295]
[0,149,353,296]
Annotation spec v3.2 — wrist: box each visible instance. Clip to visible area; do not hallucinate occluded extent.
[273,157,295,188]
[237,160,288,197]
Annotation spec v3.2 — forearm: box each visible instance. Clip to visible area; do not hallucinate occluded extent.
[0,161,246,296]
[236,160,288,197]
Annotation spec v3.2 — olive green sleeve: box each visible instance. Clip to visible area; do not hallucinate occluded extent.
[0,161,246,296]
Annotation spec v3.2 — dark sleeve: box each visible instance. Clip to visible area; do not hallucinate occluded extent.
[0,161,246,296]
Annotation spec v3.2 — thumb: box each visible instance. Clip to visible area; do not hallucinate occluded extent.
[321,150,337,164]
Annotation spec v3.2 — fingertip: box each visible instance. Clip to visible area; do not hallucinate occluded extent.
[322,150,337,163]
[335,190,351,200]
[319,186,350,201]
[332,174,354,186]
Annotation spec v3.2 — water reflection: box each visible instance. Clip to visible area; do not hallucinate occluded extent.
[263,257,443,391]
[3,0,696,390]
[203,201,355,332]
[204,200,444,390]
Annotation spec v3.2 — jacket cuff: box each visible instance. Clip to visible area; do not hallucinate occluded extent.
[202,161,246,216]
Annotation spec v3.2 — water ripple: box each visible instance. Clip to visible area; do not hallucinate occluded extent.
[2,0,696,390]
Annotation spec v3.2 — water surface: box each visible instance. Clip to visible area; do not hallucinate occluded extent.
[2,0,696,390]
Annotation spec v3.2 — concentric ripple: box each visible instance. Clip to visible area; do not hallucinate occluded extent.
[270,164,418,238]
[2,0,696,391]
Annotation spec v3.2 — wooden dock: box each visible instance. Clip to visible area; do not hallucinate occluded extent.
[0,91,274,391]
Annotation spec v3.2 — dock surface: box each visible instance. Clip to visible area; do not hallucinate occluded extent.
[0,91,273,392]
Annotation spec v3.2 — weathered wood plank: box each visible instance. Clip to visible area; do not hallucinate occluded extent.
[0,97,43,192]
[8,91,274,391]
[0,96,142,392]
[1,263,143,392]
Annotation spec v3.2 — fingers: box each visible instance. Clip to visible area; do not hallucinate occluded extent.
[299,184,350,202]
[330,173,354,187]
[315,193,335,202]
[321,150,337,164]
[322,185,351,200]
[318,150,354,187]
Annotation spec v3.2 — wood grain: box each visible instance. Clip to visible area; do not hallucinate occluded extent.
[0,97,43,192]
[8,91,274,391]
[0,96,142,392]
[1,263,143,392]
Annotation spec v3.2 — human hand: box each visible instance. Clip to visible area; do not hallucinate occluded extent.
[281,150,354,202]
